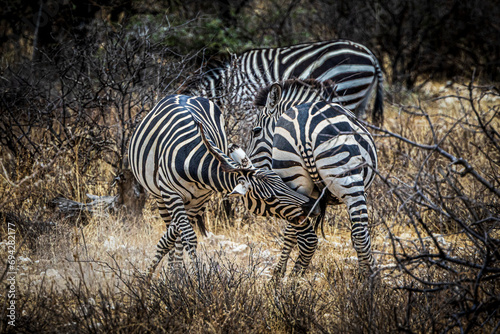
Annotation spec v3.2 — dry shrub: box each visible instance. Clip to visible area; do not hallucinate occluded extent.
[1,13,499,332]
[369,77,500,332]
[2,79,499,332]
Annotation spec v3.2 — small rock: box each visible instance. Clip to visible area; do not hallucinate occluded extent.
[231,244,249,254]
[18,256,32,263]
[45,269,61,278]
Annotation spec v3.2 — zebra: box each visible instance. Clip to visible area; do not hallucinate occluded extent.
[187,39,384,126]
[128,94,318,276]
[247,79,377,276]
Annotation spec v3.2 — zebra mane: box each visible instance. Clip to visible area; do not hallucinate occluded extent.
[254,79,335,107]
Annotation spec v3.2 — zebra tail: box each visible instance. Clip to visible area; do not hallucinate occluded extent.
[196,216,208,237]
[373,66,384,126]
[312,190,330,238]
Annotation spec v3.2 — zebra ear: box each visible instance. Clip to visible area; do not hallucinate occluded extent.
[228,180,250,197]
[229,143,254,169]
[265,83,282,111]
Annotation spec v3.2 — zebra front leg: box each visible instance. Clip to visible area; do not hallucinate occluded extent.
[291,222,318,275]
[274,224,297,277]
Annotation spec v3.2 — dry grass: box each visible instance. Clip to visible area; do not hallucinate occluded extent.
[1,208,402,333]
[1,81,499,333]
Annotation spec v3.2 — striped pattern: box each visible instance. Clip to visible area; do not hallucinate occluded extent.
[274,100,377,275]
[249,79,331,170]
[128,94,316,276]
[248,80,377,276]
[191,39,384,125]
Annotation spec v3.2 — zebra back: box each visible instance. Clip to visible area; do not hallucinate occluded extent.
[272,100,378,196]
[129,95,229,200]
[189,39,384,124]
[248,79,338,170]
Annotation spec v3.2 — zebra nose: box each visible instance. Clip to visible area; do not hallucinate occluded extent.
[301,198,320,218]
[311,204,321,216]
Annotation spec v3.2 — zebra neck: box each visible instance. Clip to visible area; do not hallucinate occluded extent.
[218,170,245,195]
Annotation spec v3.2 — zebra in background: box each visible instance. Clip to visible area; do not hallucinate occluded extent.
[128,94,318,276]
[247,79,377,276]
[187,39,384,126]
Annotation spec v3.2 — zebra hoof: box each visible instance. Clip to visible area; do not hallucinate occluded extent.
[270,267,286,283]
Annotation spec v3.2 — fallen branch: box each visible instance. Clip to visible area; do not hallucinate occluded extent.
[51,194,117,219]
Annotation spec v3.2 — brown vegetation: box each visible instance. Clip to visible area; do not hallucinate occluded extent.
[1,3,499,333]
[1,76,498,332]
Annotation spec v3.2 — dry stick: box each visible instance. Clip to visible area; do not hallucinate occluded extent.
[467,73,500,153]
[364,122,500,198]
[376,171,500,287]
[372,159,500,279]
[0,144,66,188]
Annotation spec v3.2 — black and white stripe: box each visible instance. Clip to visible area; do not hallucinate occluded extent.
[247,80,377,276]
[189,39,384,125]
[128,94,317,276]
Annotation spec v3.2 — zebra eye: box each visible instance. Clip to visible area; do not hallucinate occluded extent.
[267,195,277,202]
[252,127,262,136]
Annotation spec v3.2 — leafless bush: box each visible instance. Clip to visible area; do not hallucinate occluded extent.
[0,16,199,215]
[269,279,328,333]
[1,6,499,333]
[371,77,500,331]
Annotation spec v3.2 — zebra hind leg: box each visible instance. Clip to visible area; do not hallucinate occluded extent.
[319,169,375,277]
[147,217,199,280]
[156,200,184,272]
[176,217,198,263]
[291,222,318,275]
[167,237,184,271]
[160,191,199,264]
[147,223,180,280]
[339,186,374,277]
[149,198,199,280]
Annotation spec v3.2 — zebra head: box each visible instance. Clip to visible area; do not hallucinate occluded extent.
[235,168,319,221]
[200,124,319,222]
[247,79,333,170]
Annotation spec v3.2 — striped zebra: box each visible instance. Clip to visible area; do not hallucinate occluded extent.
[128,94,318,276]
[247,79,377,276]
[189,39,384,125]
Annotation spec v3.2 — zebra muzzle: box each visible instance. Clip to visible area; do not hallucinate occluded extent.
[297,199,320,221]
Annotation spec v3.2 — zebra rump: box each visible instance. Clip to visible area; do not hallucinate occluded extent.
[247,79,378,276]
